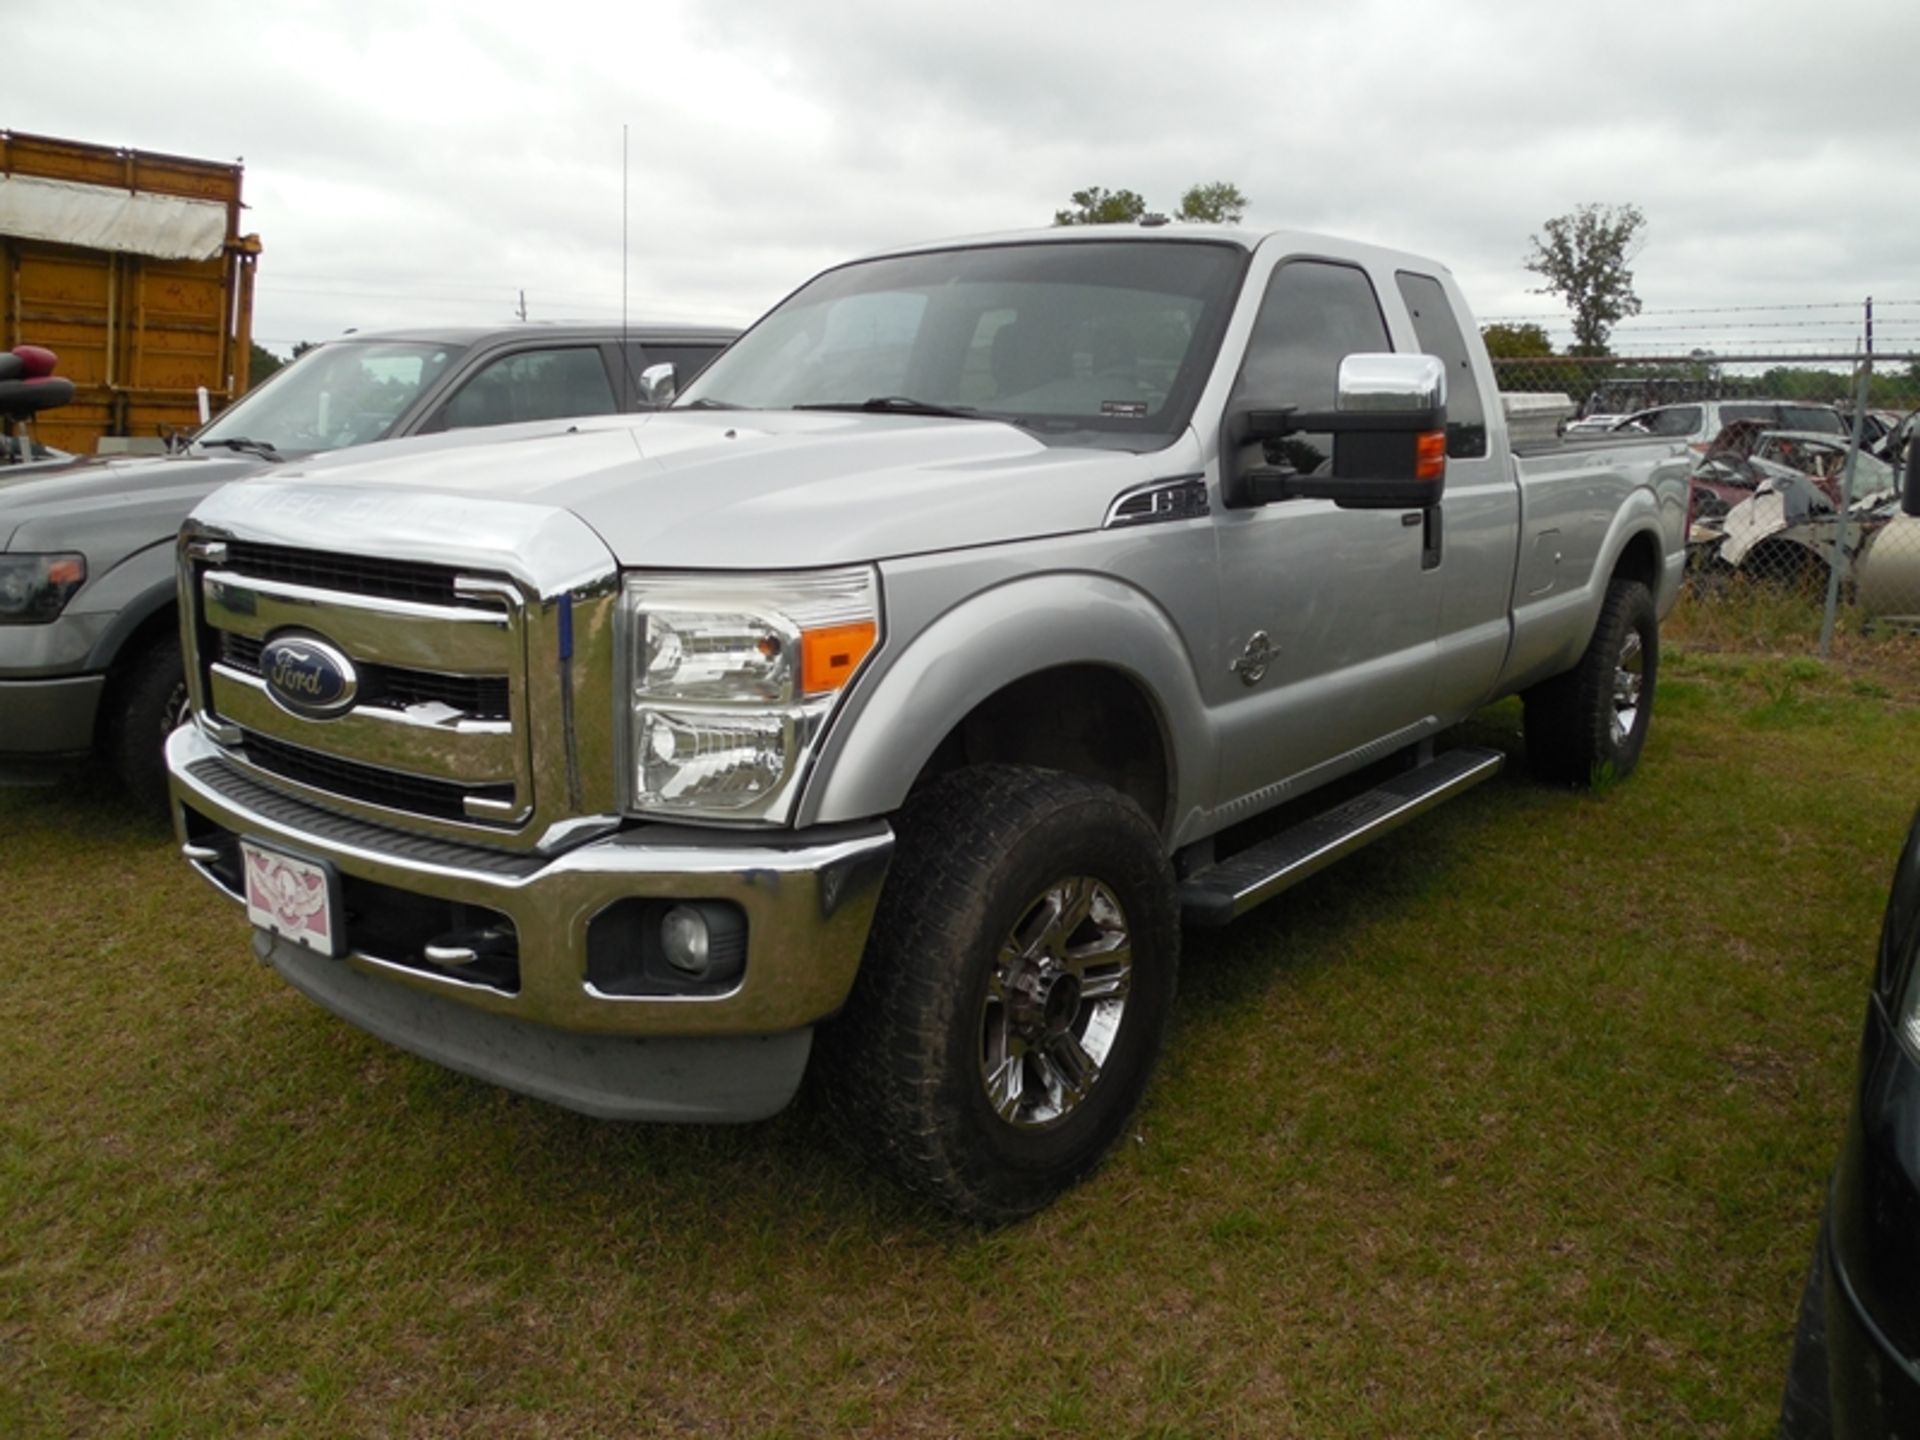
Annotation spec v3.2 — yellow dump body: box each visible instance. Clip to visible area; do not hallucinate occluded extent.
[0,130,261,455]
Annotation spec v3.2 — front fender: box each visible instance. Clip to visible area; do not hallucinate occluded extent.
[797,569,1215,845]
[76,538,180,672]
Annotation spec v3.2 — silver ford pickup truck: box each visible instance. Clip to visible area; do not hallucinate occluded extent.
[168,226,1688,1221]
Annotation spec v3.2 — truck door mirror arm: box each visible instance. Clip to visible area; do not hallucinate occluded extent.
[1221,353,1450,512]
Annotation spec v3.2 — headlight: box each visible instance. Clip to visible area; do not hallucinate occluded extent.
[0,552,87,624]
[620,568,880,822]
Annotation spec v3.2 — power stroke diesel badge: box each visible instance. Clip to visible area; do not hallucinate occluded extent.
[260,633,359,719]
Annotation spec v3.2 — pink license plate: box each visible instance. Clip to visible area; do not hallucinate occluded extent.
[241,841,342,957]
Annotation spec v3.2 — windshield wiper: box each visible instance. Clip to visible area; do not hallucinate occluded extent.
[793,396,987,420]
[196,436,285,462]
[679,397,742,411]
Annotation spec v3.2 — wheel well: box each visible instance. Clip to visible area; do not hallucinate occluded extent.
[97,602,179,746]
[1611,529,1662,594]
[911,665,1171,833]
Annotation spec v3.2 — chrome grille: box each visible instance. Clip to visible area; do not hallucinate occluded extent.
[220,632,511,721]
[189,545,533,836]
[223,540,475,607]
[237,730,516,823]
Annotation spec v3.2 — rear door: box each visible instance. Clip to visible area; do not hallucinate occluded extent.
[1394,269,1515,719]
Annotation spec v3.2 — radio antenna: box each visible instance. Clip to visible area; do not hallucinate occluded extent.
[620,123,631,398]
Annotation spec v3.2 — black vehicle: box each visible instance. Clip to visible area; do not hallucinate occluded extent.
[1781,806,1920,1436]
[0,320,736,810]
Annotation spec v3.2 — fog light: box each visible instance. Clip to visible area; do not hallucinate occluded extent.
[660,904,712,975]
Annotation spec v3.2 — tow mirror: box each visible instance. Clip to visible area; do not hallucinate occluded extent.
[638,362,678,408]
[1223,353,1448,510]
[1905,433,1920,518]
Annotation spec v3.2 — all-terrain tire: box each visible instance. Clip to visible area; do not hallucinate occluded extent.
[1523,577,1658,787]
[106,634,188,816]
[818,764,1179,1224]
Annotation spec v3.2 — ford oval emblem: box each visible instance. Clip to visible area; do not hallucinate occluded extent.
[260,634,359,719]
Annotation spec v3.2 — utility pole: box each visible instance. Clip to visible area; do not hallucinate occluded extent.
[516,289,528,322]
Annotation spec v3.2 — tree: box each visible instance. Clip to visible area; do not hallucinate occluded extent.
[246,342,286,391]
[1480,322,1554,360]
[1053,182,1250,227]
[1053,187,1148,227]
[1177,181,1247,225]
[1524,203,1646,357]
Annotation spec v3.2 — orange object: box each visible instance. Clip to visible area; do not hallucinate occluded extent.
[801,621,878,694]
[1416,430,1447,481]
[0,129,261,455]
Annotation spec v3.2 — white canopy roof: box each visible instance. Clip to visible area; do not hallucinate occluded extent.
[0,173,229,261]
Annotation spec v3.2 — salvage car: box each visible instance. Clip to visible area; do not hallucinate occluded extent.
[0,320,736,808]
[1614,399,1848,446]
[1693,433,1896,585]
[1780,801,1920,1437]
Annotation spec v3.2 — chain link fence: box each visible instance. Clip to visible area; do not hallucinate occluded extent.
[1492,352,1920,659]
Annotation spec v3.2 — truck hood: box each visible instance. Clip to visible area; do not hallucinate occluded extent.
[218,410,1183,568]
[0,449,267,553]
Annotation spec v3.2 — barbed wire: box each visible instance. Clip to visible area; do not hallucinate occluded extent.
[1483,299,1920,323]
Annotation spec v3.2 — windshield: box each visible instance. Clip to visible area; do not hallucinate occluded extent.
[676,240,1247,448]
[197,340,463,455]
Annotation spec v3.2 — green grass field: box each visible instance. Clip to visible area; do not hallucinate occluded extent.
[4,644,1912,1437]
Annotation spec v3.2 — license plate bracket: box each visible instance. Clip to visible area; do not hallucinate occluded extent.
[241,840,344,958]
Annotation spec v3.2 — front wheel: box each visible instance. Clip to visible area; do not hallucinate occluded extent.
[819,765,1179,1223]
[106,635,189,816]
[1524,577,1658,787]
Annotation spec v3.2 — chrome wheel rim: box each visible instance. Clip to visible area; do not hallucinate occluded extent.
[1610,631,1643,747]
[979,876,1132,1130]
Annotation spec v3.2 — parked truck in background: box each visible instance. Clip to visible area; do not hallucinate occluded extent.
[0,130,262,456]
[168,225,1690,1221]
[0,321,736,807]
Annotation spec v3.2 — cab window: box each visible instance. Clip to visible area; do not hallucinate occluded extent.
[1234,260,1391,475]
[440,347,619,430]
[1395,271,1488,459]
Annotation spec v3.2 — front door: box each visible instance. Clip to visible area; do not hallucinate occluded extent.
[1210,257,1443,813]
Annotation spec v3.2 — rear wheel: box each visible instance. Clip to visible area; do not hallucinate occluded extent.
[1524,577,1658,787]
[106,634,188,816]
[820,764,1179,1223]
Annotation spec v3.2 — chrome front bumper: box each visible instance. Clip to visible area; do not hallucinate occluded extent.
[167,725,894,1044]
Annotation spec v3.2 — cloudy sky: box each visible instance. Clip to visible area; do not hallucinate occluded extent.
[11,0,1919,360]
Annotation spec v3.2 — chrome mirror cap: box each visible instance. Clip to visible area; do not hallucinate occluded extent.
[1337,353,1446,415]
[638,362,678,407]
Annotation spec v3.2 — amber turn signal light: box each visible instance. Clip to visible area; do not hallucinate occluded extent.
[1416,431,1447,482]
[801,620,878,695]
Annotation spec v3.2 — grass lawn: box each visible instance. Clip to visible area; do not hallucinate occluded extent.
[3,642,1913,1437]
